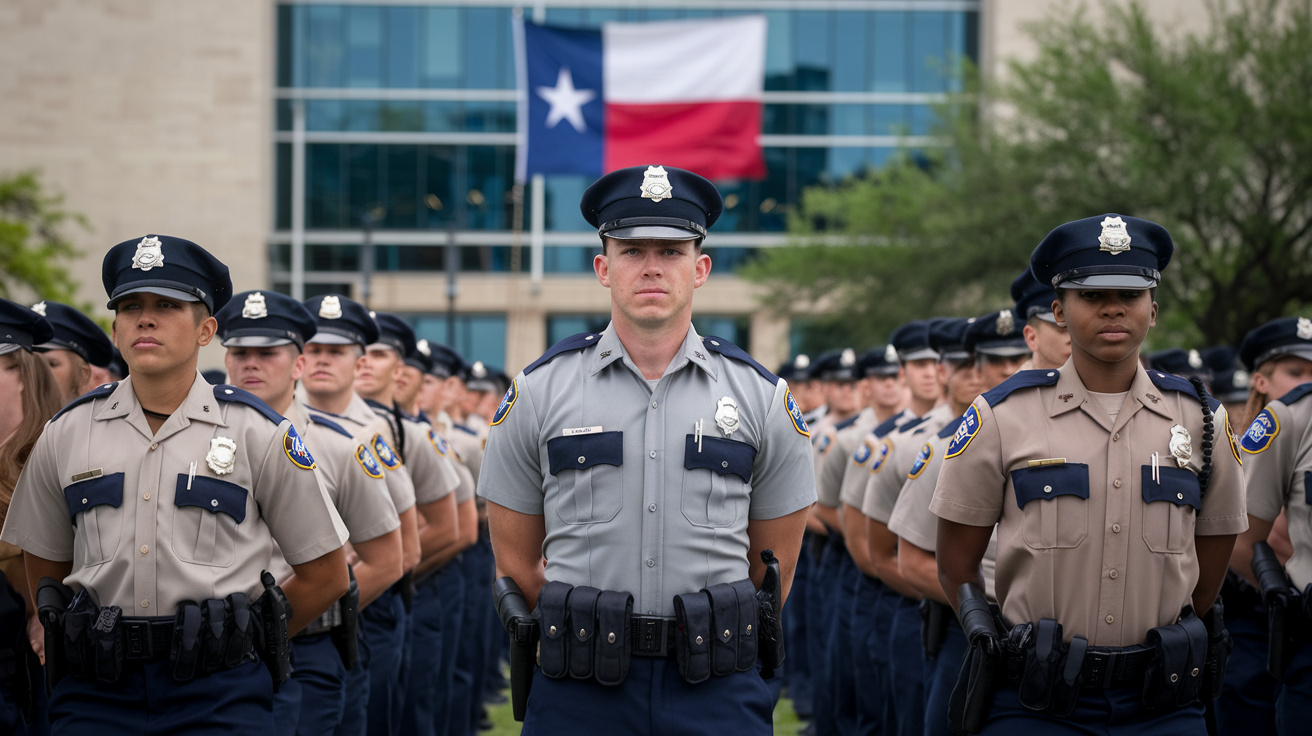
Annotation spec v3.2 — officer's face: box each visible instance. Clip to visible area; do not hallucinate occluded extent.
[356,346,403,398]
[595,239,710,330]
[39,348,90,405]
[902,358,941,403]
[977,354,1029,390]
[395,364,424,408]
[1023,319,1071,369]
[865,373,904,410]
[418,374,446,415]
[1254,355,1312,400]
[0,353,22,440]
[301,342,363,396]
[1052,289,1157,366]
[943,359,983,408]
[443,376,466,410]
[112,293,216,376]
[826,380,861,414]
[224,345,303,407]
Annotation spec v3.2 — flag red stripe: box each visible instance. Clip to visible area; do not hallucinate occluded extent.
[603,101,764,180]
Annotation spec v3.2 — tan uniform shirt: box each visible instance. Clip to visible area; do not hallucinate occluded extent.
[835,409,912,514]
[416,415,476,504]
[930,363,1247,646]
[448,424,486,488]
[861,404,954,523]
[816,408,877,509]
[1240,384,1312,588]
[304,397,417,516]
[288,402,400,543]
[809,412,837,493]
[361,399,459,506]
[1,374,348,614]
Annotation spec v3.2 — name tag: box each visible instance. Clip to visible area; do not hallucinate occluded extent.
[1027,458,1067,468]
[70,469,103,483]
[562,426,603,437]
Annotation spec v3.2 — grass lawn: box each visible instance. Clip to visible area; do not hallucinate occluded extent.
[484,689,807,735]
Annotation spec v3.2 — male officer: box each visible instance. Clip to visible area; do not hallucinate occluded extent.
[215,290,405,736]
[933,215,1247,733]
[30,301,115,404]
[1,235,350,733]
[479,165,815,735]
[1011,268,1071,371]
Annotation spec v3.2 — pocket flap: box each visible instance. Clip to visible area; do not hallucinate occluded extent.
[1141,466,1201,510]
[63,472,125,524]
[683,436,757,483]
[1011,464,1090,508]
[547,432,623,476]
[175,475,248,523]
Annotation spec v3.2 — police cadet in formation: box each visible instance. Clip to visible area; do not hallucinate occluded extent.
[1012,268,1072,372]
[1230,316,1312,735]
[214,290,406,735]
[932,215,1247,735]
[30,301,116,405]
[1149,348,1210,382]
[0,235,352,734]
[1200,347,1250,425]
[296,294,419,736]
[478,165,815,735]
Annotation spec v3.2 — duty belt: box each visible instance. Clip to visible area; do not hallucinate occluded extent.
[114,616,177,662]
[1076,645,1155,689]
[629,616,679,658]
[297,601,343,638]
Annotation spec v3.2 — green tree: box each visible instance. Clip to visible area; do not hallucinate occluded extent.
[0,170,86,302]
[746,0,1312,351]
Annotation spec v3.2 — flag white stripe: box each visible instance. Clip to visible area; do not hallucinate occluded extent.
[602,15,766,104]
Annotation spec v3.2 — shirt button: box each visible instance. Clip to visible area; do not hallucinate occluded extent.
[1105,614,1115,624]
[211,499,218,507]
[1113,433,1120,442]
[646,558,655,568]
[1177,493,1184,500]
[648,504,657,512]
[143,492,151,501]
[140,545,149,555]
[150,443,158,451]
[1109,569,1118,579]
[1043,485,1052,494]
[721,461,729,468]
[651,401,658,409]
[1113,478,1122,488]
[142,600,150,609]
[1112,523,1121,533]
[649,451,656,459]
[577,456,586,464]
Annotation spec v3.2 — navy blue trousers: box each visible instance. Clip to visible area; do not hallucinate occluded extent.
[924,618,968,736]
[364,588,408,736]
[335,621,371,736]
[979,679,1205,735]
[454,538,494,736]
[809,535,841,736]
[49,659,273,735]
[867,574,901,734]
[889,597,926,736]
[521,659,774,736]
[784,535,814,719]
[274,633,347,736]
[1276,641,1312,735]
[402,563,465,736]
[827,551,859,736]
[1216,608,1277,736]
[851,573,885,735]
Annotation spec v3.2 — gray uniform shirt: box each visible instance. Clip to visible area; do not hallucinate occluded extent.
[449,424,486,488]
[478,324,816,617]
[1,374,348,614]
[1241,384,1312,588]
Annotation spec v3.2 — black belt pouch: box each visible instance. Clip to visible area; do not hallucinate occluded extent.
[674,591,713,684]
[593,591,632,686]
[91,606,124,683]
[1048,635,1087,717]
[730,579,759,672]
[171,601,204,682]
[62,589,96,679]
[1142,613,1208,709]
[535,581,572,679]
[567,586,601,680]
[706,583,739,677]
[1018,619,1064,712]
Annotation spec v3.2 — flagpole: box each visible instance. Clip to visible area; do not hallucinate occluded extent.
[529,2,546,291]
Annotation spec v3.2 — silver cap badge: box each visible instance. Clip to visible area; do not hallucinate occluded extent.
[840,348,856,367]
[1169,425,1192,469]
[241,292,268,319]
[714,396,740,437]
[1298,317,1312,341]
[793,354,810,370]
[206,437,238,475]
[996,309,1015,336]
[885,344,899,363]
[1188,349,1202,369]
[30,301,47,317]
[417,338,431,357]
[1233,369,1250,389]
[132,235,165,271]
[318,296,343,320]
[640,166,673,203]
[1098,216,1132,255]
[471,361,487,379]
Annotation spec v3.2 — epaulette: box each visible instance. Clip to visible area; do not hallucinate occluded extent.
[214,385,285,425]
[834,414,859,432]
[309,414,354,440]
[364,398,391,413]
[50,382,118,423]
[870,414,902,439]
[524,333,602,375]
[701,335,778,385]
[1148,371,1221,412]
[454,424,479,436]
[1277,383,1312,407]
[981,369,1060,407]
[305,406,352,422]
[896,414,930,434]
[938,414,968,439]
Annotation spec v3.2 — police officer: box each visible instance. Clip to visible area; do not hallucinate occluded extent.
[932,215,1247,733]
[214,290,405,735]
[30,301,115,405]
[1150,348,1211,381]
[1011,268,1071,371]
[1,235,351,733]
[1231,316,1312,734]
[479,165,815,735]
[1201,347,1250,425]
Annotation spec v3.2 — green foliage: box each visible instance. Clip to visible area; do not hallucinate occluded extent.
[0,170,87,303]
[746,0,1312,350]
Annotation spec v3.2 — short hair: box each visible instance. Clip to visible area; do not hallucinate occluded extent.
[600,237,703,254]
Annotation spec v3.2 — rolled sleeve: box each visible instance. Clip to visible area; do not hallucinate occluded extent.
[930,398,1005,528]
[477,374,547,515]
[748,380,817,520]
[256,420,349,565]
[1195,405,1249,536]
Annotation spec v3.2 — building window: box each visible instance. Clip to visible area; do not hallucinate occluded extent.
[407,313,508,368]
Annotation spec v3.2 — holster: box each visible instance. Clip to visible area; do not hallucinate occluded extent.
[1141,608,1208,710]
[948,584,1001,735]
[61,588,96,680]
[90,605,125,683]
[1017,619,1084,716]
[755,549,785,677]
[920,598,952,658]
[332,568,361,670]
[252,570,292,691]
[1252,540,1301,678]
[1200,599,1231,702]
[493,577,538,722]
[36,577,73,694]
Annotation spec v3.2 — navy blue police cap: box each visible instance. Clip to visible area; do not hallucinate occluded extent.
[420,340,464,379]
[486,367,511,397]
[1011,269,1058,324]
[371,312,420,365]
[215,291,318,350]
[891,321,939,363]
[1201,345,1249,404]
[857,345,901,378]
[303,294,379,347]
[30,301,113,367]
[930,317,975,362]
[102,234,232,314]
[1147,348,1209,378]
[777,354,812,382]
[201,369,228,386]
[965,309,1031,357]
[1030,214,1173,290]
[465,360,498,392]
[106,347,129,379]
[1239,316,1312,371]
[0,298,54,357]
[811,348,859,382]
[580,165,723,241]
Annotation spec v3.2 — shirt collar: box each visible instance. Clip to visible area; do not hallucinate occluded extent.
[589,322,717,382]
[95,372,228,437]
[1046,359,1172,424]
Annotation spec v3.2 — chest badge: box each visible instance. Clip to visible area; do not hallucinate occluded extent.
[206,437,238,475]
[1169,424,1192,468]
[714,396,740,437]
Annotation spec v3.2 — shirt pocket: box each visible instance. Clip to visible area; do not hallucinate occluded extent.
[1010,464,1090,550]
[547,432,624,525]
[682,436,756,529]
[62,473,125,567]
[1140,466,1200,554]
[170,475,248,567]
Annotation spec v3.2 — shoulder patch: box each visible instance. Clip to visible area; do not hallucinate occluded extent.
[1241,407,1279,455]
[523,332,602,375]
[490,379,517,426]
[701,335,778,385]
[815,429,834,455]
[785,388,809,437]
[938,414,968,439]
[308,414,354,440]
[908,442,933,479]
[355,445,384,479]
[214,385,285,425]
[371,433,402,470]
[51,382,118,423]
[945,405,982,458]
[871,413,903,439]
[852,437,874,465]
[283,425,316,470]
[1277,383,1312,407]
[869,439,893,473]
[981,370,1060,407]
[428,429,450,456]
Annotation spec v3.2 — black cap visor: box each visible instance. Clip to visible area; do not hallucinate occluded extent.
[1253,344,1312,370]
[308,327,366,346]
[976,339,1032,358]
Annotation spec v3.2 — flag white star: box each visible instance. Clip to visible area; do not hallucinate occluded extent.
[536,67,597,133]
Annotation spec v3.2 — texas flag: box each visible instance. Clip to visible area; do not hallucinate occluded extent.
[514,15,767,181]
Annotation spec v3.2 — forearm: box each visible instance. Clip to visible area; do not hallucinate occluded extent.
[898,538,947,604]
[488,502,548,610]
[1194,534,1237,616]
[1230,516,1274,589]
[398,507,421,572]
[282,547,351,634]
[812,503,841,537]
[351,530,404,607]
[936,518,992,611]
[843,504,875,576]
[747,508,809,605]
[417,495,460,560]
[868,519,919,598]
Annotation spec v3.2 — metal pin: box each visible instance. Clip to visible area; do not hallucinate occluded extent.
[695,419,703,453]
[187,461,196,490]
[1151,452,1160,484]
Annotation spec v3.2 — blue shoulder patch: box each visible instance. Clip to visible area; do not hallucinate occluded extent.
[1278,383,1312,407]
[871,412,904,439]
[833,413,859,432]
[1148,371,1220,411]
[309,414,354,440]
[214,386,285,425]
[523,332,602,375]
[51,382,118,423]
[701,335,779,385]
[938,414,968,439]
[981,370,1060,407]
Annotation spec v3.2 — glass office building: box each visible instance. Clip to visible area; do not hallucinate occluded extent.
[272,1,979,367]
